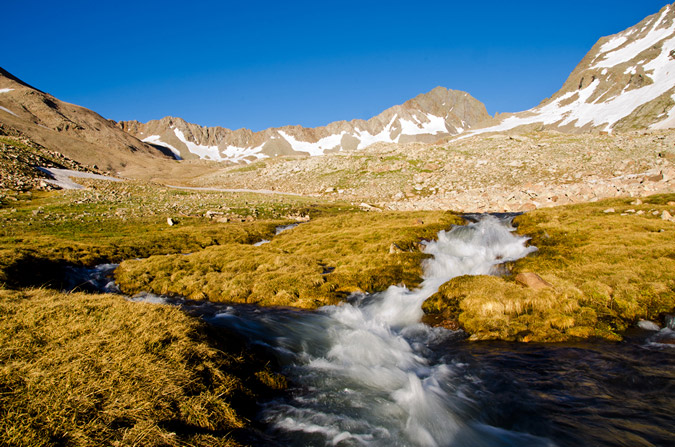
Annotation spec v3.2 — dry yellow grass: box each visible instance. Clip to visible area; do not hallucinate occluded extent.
[0,288,283,446]
[0,184,316,289]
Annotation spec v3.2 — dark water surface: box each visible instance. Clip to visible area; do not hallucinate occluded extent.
[203,304,675,447]
[429,334,675,447]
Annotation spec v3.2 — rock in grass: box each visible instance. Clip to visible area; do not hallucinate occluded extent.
[661,210,674,222]
[637,320,660,331]
[603,208,615,213]
[389,242,404,254]
[360,203,382,212]
[167,217,175,226]
[515,272,552,290]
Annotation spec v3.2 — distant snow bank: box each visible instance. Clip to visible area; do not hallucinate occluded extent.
[142,135,182,160]
[37,167,123,189]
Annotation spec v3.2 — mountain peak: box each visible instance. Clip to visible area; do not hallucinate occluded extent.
[464,2,675,137]
[120,87,494,163]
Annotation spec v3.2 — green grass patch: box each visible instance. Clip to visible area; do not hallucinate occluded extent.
[116,211,462,308]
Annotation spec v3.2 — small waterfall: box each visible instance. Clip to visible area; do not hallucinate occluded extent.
[209,215,550,446]
[253,223,300,246]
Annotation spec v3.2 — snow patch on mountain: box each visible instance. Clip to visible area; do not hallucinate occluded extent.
[460,3,675,138]
[398,114,449,136]
[278,130,346,156]
[173,128,222,161]
[355,115,398,149]
[591,5,675,68]
[651,92,675,129]
[599,36,628,54]
[0,106,17,116]
[222,144,267,163]
[0,88,14,94]
[142,135,182,160]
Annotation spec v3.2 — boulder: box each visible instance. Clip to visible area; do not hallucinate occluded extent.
[360,203,382,212]
[205,210,223,219]
[637,320,660,331]
[515,272,552,290]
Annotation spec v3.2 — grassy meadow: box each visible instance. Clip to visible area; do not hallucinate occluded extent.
[0,288,286,446]
[0,180,460,445]
[2,177,675,445]
[0,182,316,445]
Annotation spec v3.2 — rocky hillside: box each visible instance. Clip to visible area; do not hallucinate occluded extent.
[119,87,494,163]
[0,125,98,191]
[191,130,675,213]
[466,2,675,136]
[0,68,176,174]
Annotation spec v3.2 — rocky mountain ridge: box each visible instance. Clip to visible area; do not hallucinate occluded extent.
[119,3,675,164]
[119,87,494,163]
[466,2,675,137]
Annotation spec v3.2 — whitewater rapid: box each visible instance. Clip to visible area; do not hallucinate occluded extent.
[208,215,553,446]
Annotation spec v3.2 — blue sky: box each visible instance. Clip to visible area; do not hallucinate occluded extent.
[2,1,671,131]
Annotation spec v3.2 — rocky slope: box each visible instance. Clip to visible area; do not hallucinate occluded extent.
[0,125,100,191]
[465,3,675,136]
[119,87,494,163]
[191,130,675,213]
[0,68,175,175]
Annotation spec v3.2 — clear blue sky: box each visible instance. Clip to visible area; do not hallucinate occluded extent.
[2,0,671,131]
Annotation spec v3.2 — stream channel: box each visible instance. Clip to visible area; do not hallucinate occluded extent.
[67,215,675,447]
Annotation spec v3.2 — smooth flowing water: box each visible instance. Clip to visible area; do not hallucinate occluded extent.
[206,215,560,446]
[67,216,675,446]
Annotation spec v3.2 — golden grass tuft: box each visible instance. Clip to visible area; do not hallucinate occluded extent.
[115,211,462,308]
[423,193,675,341]
[0,288,283,446]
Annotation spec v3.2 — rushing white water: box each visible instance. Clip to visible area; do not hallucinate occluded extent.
[209,215,552,446]
[254,223,300,246]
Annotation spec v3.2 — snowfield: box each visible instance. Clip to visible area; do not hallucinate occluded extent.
[37,168,123,190]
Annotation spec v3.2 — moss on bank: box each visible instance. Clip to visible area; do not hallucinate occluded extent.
[423,193,675,341]
[115,211,462,308]
[0,288,285,446]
